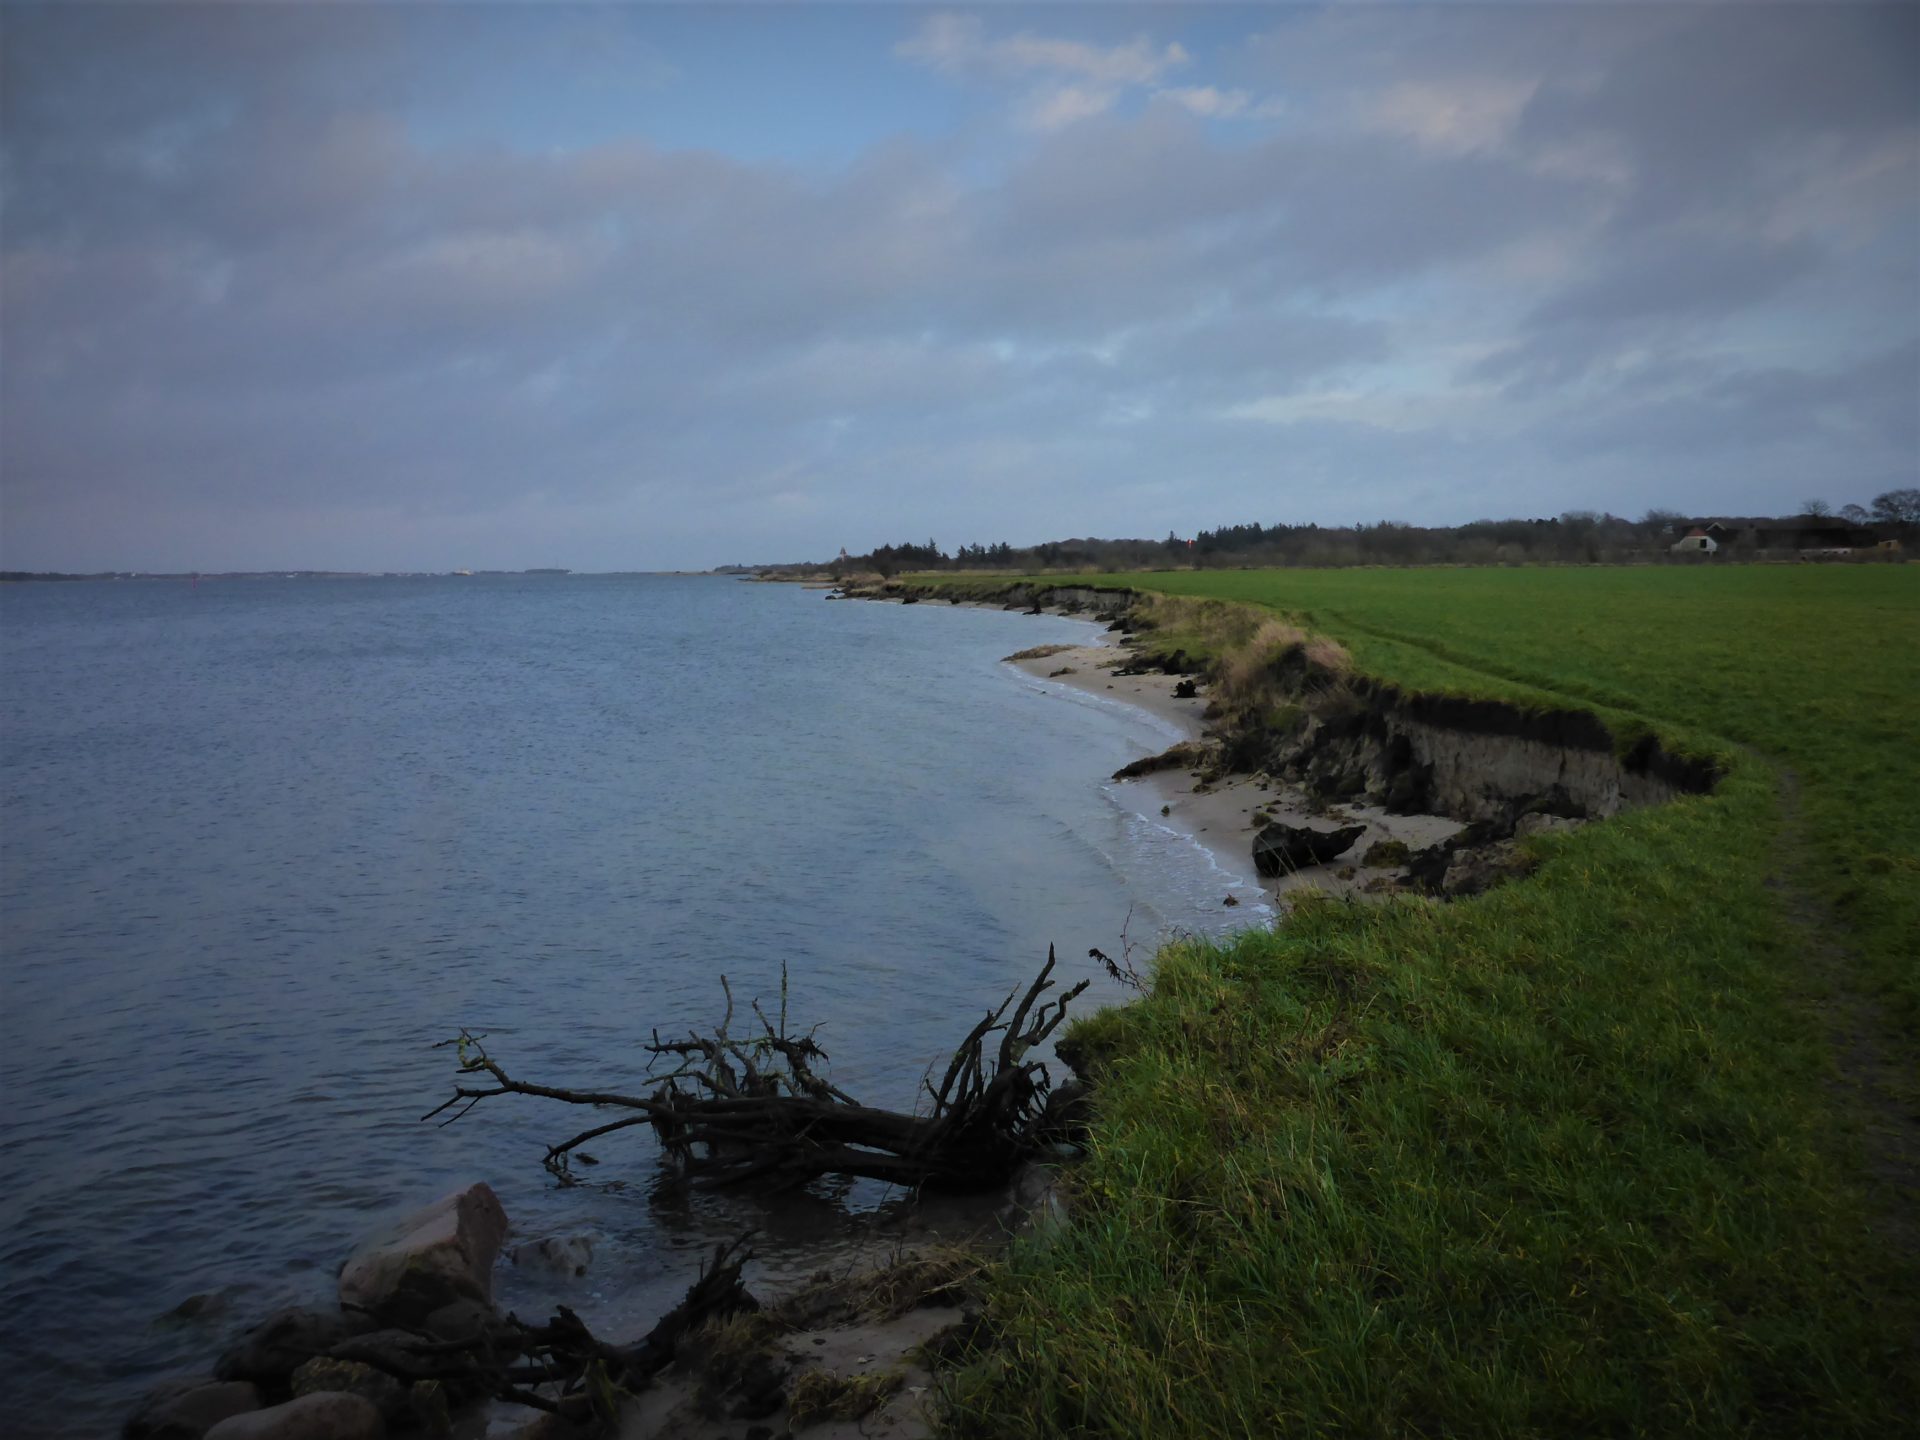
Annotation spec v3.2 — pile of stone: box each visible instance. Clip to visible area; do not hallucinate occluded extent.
[124,1183,525,1440]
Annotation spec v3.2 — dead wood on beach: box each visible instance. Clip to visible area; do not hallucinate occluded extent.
[423,948,1091,1193]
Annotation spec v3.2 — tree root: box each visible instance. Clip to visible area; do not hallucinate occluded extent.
[423,948,1089,1192]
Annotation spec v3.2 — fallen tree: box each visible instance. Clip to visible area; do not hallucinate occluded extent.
[423,949,1091,1192]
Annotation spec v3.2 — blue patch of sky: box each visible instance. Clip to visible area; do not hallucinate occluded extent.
[394,8,962,168]
[390,6,1287,169]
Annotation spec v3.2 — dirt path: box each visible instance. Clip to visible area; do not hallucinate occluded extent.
[1768,767,1920,1265]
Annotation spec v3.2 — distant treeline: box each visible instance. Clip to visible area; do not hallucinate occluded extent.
[793,490,1918,576]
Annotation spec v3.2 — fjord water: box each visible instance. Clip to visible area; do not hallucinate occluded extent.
[0,574,1261,1434]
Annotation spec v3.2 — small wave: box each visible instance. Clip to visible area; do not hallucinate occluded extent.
[1015,673,1192,748]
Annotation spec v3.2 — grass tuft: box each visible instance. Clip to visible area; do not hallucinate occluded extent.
[788,1368,905,1427]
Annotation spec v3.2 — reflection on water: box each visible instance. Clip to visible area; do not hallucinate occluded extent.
[0,574,1262,1435]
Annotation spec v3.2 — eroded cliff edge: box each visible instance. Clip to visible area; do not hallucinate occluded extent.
[835,575,1720,899]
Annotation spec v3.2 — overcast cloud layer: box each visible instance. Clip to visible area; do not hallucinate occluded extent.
[3,4,1916,572]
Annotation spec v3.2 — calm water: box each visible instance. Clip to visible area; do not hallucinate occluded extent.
[0,575,1265,1434]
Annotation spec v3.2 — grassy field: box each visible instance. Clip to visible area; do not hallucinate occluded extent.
[939,565,1918,1438]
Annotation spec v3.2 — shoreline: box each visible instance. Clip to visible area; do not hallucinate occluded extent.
[1001,631,1463,913]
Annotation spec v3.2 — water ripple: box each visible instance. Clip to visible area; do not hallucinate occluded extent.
[1,575,1259,1434]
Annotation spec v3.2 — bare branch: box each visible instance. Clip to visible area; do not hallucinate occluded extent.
[424,955,1093,1194]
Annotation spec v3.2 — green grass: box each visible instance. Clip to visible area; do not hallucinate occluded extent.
[937,565,1918,1438]
[1108,565,1920,1029]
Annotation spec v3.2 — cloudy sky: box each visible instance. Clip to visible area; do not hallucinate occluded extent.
[3,3,1916,572]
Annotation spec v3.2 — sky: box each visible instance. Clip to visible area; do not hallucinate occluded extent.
[2,3,1916,573]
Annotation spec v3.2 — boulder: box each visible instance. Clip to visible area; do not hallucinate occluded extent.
[216,1309,364,1387]
[1252,822,1367,877]
[290,1359,408,1424]
[509,1234,593,1278]
[203,1393,383,1440]
[125,1380,263,1440]
[418,1296,501,1343]
[337,1184,507,1326]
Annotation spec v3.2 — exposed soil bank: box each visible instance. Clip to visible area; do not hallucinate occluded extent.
[843,577,1720,903]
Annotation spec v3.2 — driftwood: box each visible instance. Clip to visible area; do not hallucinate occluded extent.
[424,949,1090,1192]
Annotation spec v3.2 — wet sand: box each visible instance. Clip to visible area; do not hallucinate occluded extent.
[1007,636,1463,908]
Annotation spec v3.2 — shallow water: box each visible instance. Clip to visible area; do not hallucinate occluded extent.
[0,574,1265,1435]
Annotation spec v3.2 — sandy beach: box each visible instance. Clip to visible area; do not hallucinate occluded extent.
[1006,635,1463,910]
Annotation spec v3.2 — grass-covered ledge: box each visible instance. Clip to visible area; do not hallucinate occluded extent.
[934,564,1918,1437]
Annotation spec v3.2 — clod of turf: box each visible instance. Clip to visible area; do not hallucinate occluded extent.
[1003,643,1076,662]
[770,1248,985,1330]
[786,1368,903,1427]
[1361,838,1410,866]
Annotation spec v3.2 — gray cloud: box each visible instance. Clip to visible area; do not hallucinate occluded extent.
[2,5,1915,571]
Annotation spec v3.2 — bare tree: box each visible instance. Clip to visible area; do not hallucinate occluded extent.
[1871,488,1920,526]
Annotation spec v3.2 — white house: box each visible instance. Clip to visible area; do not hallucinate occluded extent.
[1670,528,1718,554]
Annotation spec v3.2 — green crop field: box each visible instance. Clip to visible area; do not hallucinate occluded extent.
[941,565,1919,1438]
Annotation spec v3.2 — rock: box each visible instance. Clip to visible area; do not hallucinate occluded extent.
[418,1296,501,1342]
[125,1380,263,1440]
[1440,841,1531,897]
[203,1393,382,1440]
[509,1234,593,1278]
[1515,812,1582,839]
[158,1291,235,1326]
[1404,841,1453,892]
[408,1381,452,1440]
[1004,1163,1070,1239]
[216,1309,364,1387]
[326,1327,449,1382]
[495,1415,587,1440]
[290,1359,408,1424]
[337,1183,507,1326]
[1112,740,1211,781]
[1251,822,1367,877]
